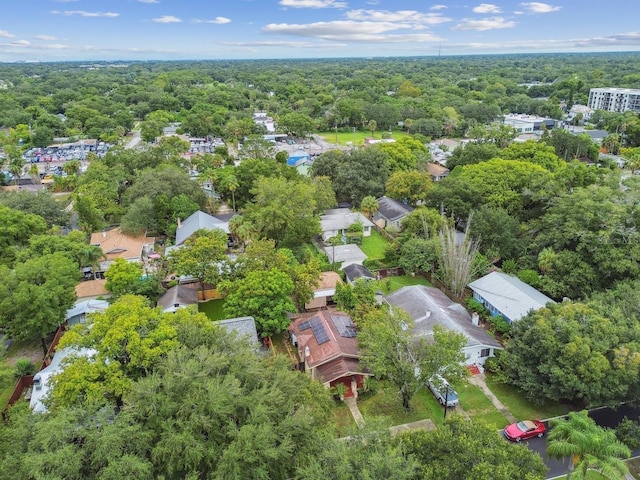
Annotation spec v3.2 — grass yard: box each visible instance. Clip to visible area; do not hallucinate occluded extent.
[317,130,410,147]
[360,230,389,260]
[330,401,357,437]
[485,374,570,421]
[358,381,435,429]
[379,275,431,294]
[198,298,227,321]
[453,380,509,430]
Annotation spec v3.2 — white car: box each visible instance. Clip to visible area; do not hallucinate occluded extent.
[427,374,459,407]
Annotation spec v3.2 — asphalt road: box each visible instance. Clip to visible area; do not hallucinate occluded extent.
[515,404,640,478]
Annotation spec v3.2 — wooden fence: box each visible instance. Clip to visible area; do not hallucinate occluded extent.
[2,325,67,419]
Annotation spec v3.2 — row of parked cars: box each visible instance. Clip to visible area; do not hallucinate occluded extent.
[427,373,546,443]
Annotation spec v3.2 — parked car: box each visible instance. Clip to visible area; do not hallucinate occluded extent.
[503,420,546,442]
[427,374,459,407]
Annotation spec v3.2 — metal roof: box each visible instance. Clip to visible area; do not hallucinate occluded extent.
[468,271,555,322]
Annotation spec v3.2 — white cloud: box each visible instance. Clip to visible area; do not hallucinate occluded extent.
[520,2,561,13]
[138,0,159,3]
[35,35,59,41]
[222,40,346,48]
[0,30,15,38]
[279,0,347,8]
[51,10,119,18]
[473,4,502,14]
[152,15,182,23]
[192,17,232,24]
[345,9,452,26]
[452,17,516,31]
[431,4,447,10]
[263,20,442,42]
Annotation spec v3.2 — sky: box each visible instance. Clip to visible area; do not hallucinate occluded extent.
[0,0,639,62]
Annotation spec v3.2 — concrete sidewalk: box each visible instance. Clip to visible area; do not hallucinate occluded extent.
[468,373,517,424]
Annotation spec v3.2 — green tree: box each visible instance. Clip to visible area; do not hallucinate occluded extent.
[168,228,229,293]
[0,252,79,353]
[499,302,640,406]
[219,269,295,338]
[385,170,433,207]
[242,176,320,247]
[0,204,47,266]
[104,258,143,298]
[395,416,546,480]
[398,237,439,274]
[53,295,209,408]
[358,308,466,411]
[0,190,70,228]
[547,410,630,480]
[360,195,378,220]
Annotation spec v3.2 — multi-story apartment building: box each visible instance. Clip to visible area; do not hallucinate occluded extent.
[588,87,640,113]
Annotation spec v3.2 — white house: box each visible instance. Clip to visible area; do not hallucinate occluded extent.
[385,285,503,366]
[320,208,374,242]
[468,272,555,324]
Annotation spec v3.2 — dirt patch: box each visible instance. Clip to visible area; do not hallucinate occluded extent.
[4,340,45,368]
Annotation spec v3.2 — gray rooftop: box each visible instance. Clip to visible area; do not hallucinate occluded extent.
[157,284,199,312]
[175,210,229,246]
[323,244,367,265]
[217,316,260,346]
[320,209,374,232]
[342,263,375,283]
[375,196,413,223]
[385,285,502,349]
[468,271,555,322]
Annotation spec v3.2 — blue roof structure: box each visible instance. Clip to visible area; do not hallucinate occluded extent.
[287,149,311,167]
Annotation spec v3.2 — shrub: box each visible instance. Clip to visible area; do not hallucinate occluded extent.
[466,297,489,318]
[483,355,501,374]
[486,315,511,337]
[13,358,36,379]
[616,417,640,449]
[517,269,542,289]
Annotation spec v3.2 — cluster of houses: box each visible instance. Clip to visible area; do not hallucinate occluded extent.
[27,191,556,407]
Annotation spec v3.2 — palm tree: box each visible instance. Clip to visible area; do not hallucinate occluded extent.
[547,410,630,480]
[360,195,378,220]
[76,245,106,279]
[367,119,377,138]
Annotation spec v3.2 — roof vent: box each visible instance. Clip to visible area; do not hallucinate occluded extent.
[304,346,310,357]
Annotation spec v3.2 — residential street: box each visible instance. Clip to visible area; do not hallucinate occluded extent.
[522,404,640,478]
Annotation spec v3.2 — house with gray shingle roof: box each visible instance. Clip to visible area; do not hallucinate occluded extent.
[217,316,260,348]
[374,196,413,229]
[175,210,230,247]
[385,285,502,366]
[157,284,199,313]
[468,271,555,324]
[320,208,373,242]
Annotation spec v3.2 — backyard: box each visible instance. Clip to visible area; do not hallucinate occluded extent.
[198,298,227,321]
[378,275,431,294]
[360,229,389,261]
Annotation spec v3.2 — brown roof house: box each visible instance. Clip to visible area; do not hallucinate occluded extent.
[289,310,372,398]
[426,163,450,182]
[305,271,342,311]
[90,227,155,273]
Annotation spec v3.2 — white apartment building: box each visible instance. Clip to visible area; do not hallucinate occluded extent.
[588,88,640,113]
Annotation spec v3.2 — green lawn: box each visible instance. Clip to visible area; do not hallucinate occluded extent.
[317,130,410,147]
[453,380,509,430]
[358,381,435,429]
[330,401,357,437]
[360,230,389,260]
[379,275,431,294]
[485,374,570,421]
[198,299,226,320]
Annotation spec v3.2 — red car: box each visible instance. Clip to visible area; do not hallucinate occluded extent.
[503,420,546,442]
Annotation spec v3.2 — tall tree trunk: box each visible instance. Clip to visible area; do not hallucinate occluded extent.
[41,337,48,356]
